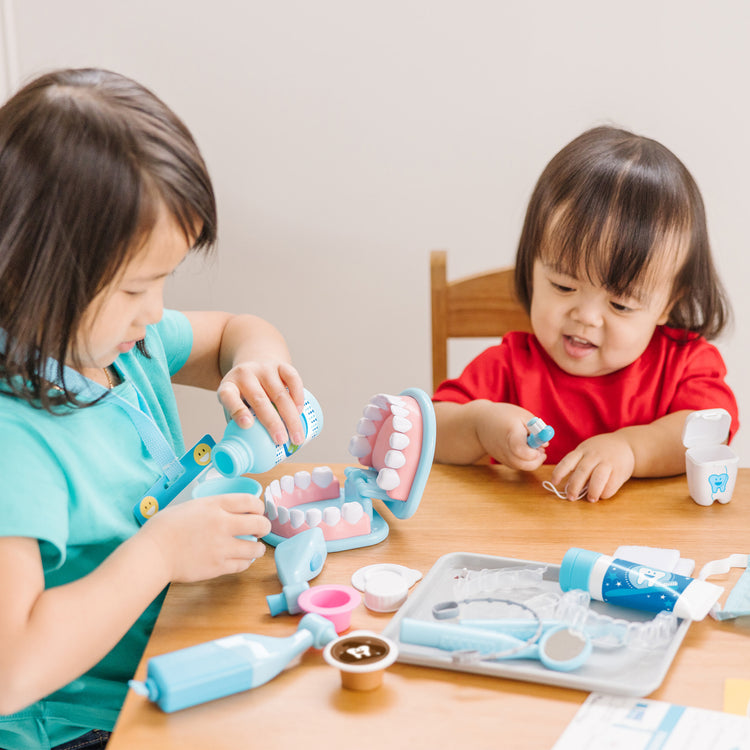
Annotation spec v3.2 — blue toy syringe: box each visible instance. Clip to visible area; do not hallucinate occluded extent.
[526,417,554,449]
[128,613,337,712]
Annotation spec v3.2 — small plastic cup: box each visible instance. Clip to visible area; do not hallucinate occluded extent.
[323,631,398,690]
[297,584,361,633]
[192,475,263,540]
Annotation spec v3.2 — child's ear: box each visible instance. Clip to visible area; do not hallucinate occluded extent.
[657,293,680,325]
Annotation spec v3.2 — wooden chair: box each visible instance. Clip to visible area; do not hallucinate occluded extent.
[430,249,532,393]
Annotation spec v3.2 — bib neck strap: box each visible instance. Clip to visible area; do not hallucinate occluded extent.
[0,333,185,485]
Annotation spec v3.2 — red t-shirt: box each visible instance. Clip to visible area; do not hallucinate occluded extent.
[433,328,739,464]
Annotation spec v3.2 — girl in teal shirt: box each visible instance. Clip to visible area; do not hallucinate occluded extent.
[0,68,306,750]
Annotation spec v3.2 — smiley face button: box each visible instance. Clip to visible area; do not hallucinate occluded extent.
[139,495,159,519]
[193,442,212,466]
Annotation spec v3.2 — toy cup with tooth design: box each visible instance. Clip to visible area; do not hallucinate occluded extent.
[323,631,398,690]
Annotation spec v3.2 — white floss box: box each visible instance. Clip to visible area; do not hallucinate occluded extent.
[681,408,738,506]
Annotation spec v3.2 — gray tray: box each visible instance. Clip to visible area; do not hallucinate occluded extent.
[382,551,690,696]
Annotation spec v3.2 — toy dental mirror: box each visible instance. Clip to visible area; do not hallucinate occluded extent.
[399,617,591,673]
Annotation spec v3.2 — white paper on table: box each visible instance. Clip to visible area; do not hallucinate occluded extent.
[552,693,750,750]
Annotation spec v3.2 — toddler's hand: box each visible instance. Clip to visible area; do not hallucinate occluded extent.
[475,403,548,471]
[551,433,636,502]
[139,492,272,583]
[217,361,305,445]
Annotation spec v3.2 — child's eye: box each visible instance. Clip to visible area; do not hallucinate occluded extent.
[610,301,634,313]
[551,281,576,293]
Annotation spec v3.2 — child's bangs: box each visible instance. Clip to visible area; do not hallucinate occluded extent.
[541,192,690,302]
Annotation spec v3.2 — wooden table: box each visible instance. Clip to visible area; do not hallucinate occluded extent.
[109,464,750,749]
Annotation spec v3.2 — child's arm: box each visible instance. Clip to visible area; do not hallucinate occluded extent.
[0,491,271,715]
[434,400,548,470]
[173,311,306,445]
[550,410,691,502]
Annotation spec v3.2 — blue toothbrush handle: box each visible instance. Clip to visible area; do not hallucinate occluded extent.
[400,618,531,655]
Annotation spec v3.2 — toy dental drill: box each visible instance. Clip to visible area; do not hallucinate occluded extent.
[128,613,337,712]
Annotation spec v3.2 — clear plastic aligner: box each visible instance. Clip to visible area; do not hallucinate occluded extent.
[452,566,547,599]
[553,589,678,650]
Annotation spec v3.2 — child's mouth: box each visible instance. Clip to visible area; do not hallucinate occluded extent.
[563,334,597,358]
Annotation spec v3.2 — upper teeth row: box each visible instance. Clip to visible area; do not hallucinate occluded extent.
[264,466,335,503]
[347,393,417,493]
[348,394,412,460]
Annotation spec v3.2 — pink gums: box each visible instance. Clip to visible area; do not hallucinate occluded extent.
[267,475,372,541]
[360,396,423,502]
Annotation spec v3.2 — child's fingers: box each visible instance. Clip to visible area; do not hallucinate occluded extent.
[256,389,303,445]
[584,464,613,503]
[278,363,305,410]
[217,381,255,429]
[550,450,580,486]
[215,491,266,517]
[227,536,268,561]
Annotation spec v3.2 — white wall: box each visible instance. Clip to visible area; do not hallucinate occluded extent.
[10,1,750,464]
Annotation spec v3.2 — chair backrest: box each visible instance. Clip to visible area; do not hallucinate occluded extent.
[430,249,532,393]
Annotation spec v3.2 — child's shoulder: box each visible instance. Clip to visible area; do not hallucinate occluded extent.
[652,326,727,368]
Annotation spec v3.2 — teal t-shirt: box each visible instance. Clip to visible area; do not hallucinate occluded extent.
[0,309,193,750]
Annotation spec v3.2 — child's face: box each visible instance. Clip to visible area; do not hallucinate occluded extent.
[72,207,191,377]
[530,259,674,377]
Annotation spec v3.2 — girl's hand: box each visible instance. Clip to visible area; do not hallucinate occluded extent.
[217,360,305,445]
[475,402,549,471]
[551,433,636,502]
[139,492,272,583]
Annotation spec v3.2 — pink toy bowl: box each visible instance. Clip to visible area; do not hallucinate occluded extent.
[297,584,361,633]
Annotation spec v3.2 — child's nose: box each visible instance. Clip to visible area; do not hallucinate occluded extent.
[140,288,165,326]
[570,298,604,327]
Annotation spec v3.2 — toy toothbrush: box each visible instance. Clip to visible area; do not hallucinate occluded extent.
[266,528,328,616]
[262,388,436,552]
[128,613,337,712]
[399,618,591,673]
[526,417,554,449]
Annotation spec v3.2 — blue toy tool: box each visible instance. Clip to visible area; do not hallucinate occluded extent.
[526,417,554,449]
[399,618,591,672]
[128,613,337,712]
[266,527,328,616]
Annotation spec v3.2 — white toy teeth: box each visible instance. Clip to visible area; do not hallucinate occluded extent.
[262,388,435,552]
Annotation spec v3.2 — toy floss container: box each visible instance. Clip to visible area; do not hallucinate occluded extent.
[213,388,323,477]
[323,631,399,690]
[559,547,724,621]
[681,408,738,506]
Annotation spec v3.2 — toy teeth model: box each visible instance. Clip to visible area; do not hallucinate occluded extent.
[262,388,436,552]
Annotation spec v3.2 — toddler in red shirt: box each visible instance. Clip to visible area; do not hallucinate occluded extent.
[433,126,738,502]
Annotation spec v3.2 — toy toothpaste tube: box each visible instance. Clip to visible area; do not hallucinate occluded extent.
[559,547,724,621]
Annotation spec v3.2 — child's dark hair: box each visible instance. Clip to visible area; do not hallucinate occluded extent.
[514,126,729,340]
[0,68,217,409]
